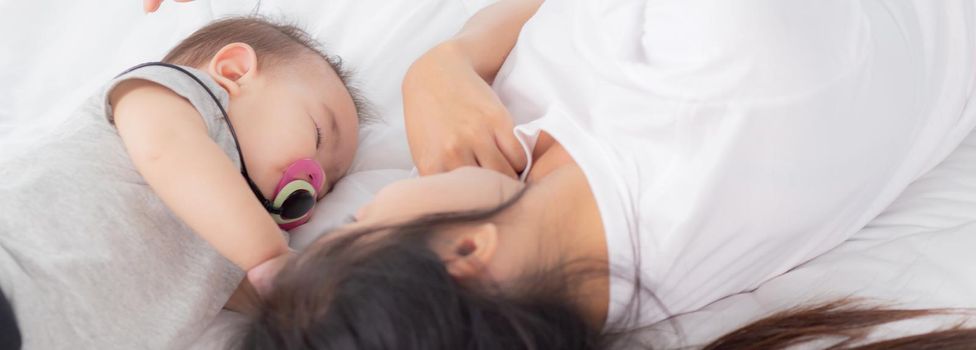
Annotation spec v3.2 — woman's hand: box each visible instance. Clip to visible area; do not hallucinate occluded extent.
[403,42,527,179]
[143,0,193,13]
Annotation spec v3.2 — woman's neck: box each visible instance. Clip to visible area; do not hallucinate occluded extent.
[514,132,611,328]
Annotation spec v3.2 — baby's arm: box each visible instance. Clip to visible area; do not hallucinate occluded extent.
[110,80,288,278]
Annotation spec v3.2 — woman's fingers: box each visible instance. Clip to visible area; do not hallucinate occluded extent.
[143,0,163,12]
[417,144,477,176]
[484,107,527,174]
[474,139,518,179]
[144,0,194,13]
[495,128,527,175]
[402,42,524,178]
[440,150,479,175]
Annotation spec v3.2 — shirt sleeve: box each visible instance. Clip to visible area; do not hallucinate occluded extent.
[101,63,241,170]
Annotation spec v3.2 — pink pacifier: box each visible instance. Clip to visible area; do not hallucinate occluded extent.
[267,158,326,230]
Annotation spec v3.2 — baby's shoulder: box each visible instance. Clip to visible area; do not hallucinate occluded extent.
[104,64,227,127]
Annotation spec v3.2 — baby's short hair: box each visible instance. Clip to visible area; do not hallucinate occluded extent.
[164,16,372,124]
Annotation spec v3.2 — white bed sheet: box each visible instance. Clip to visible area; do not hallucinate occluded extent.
[3,1,976,349]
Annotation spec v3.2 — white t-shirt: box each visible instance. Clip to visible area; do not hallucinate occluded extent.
[494,0,976,331]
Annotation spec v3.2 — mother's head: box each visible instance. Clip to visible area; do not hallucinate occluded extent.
[237,166,605,349]
[234,166,976,350]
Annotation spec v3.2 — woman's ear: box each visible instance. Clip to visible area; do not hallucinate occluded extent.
[443,223,499,281]
[207,43,258,96]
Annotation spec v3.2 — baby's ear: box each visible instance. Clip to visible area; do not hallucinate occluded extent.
[208,43,258,96]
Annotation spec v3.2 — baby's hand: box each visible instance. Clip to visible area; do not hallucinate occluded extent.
[143,0,194,13]
[246,251,295,298]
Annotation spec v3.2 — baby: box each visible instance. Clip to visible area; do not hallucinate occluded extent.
[110,17,363,295]
[0,17,362,347]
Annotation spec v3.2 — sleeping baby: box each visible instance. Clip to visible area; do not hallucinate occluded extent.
[0,17,364,348]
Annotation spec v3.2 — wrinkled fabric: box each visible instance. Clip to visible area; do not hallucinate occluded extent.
[496,0,976,331]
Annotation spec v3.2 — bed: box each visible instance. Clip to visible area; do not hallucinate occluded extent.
[1,1,974,348]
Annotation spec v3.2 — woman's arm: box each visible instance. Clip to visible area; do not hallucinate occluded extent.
[449,0,545,83]
[402,0,543,178]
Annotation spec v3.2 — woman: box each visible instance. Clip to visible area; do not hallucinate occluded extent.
[238,0,976,349]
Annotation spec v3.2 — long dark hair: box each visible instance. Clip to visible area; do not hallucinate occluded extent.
[235,193,976,349]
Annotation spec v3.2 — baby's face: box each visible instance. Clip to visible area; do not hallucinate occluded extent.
[222,53,359,200]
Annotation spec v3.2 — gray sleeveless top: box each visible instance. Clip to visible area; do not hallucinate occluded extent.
[0,64,244,349]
